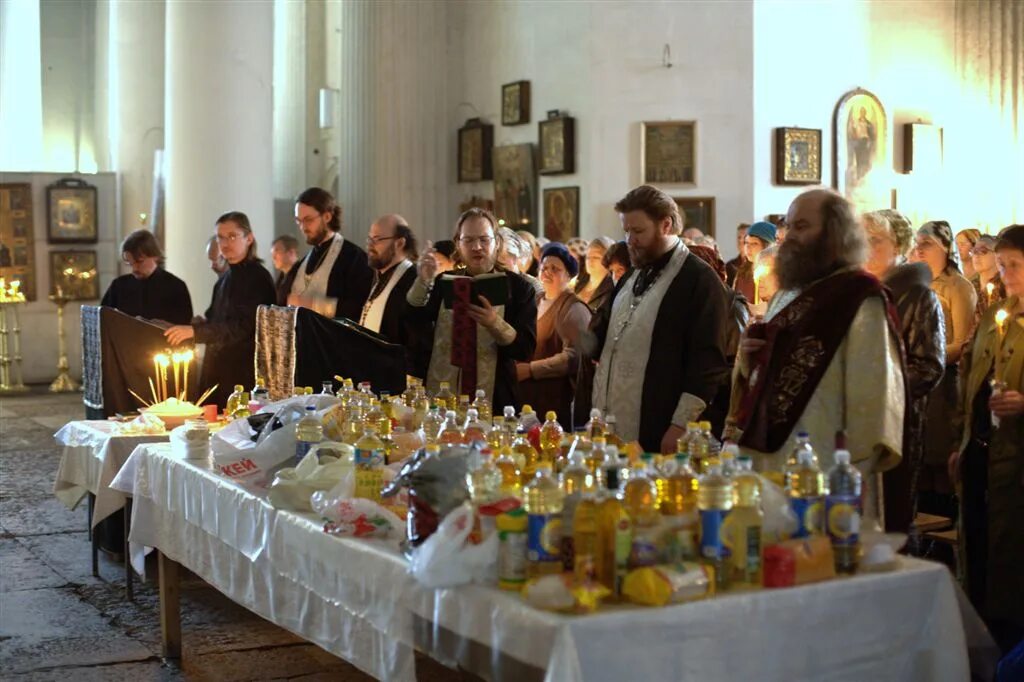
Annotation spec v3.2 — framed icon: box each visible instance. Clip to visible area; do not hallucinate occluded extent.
[0,183,37,300]
[50,250,99,300]
[501,80,530,126]
[46,178,98,243]
[457,118,494,183]
[642,121,696,185]
[543,186,579,243]
[673,196,716,239]
[775,127,822,185]
[539,112,575,175]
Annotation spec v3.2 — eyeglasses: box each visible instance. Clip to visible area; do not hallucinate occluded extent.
[294,215,322,227]
[366,235,398,246]
[969,246,992,256]
[122,255,151,266]
[216,233,246,244]
[459,236,494,247]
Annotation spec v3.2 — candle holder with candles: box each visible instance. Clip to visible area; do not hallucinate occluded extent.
[130,348,218,429]
[0,278,29,394]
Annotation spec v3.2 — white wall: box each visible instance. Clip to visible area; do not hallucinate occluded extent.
[753,0,958,229]
[451,0,755,259]
[0,171,118,384]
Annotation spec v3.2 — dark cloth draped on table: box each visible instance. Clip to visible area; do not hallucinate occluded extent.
[255,305,407,399]
[194,260,276,408]
[100,268,193,325]
[277,237,373,320]
[81,306,187,418]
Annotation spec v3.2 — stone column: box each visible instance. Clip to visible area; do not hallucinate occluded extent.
[164,0,274,311]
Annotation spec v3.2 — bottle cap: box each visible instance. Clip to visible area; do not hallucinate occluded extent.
[687,421,700,429]
[504,405,516,417]
[593,436,606,446]
[234,384,244,391]
[522,404,534,413]
[723,443,740,456]
[590,408,602,418]
[545,411,557,421]
[736,454,753,469]
[834,449,851,465]
[699,420,711,430]
[306,405,315,412]
[475,389,486,398]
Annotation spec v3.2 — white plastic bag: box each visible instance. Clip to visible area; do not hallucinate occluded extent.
[759,474,799,543]
[267,441,355,511]
[409,502,498,589]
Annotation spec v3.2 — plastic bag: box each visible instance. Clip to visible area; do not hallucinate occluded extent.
[313,496,404,542]
[622,563,712,606]
[759,474,799,543]
[267,441,354,511]
[522,574,610,613]
[409,502,498,588]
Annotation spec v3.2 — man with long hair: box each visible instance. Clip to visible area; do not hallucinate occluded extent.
[730,189,906,531]
[102,229,193,325]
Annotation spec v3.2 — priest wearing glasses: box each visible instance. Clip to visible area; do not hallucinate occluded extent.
[279,187,373,321]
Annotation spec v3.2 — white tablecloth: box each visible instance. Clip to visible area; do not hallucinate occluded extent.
[111,442,998,682]
[53,420,167,526]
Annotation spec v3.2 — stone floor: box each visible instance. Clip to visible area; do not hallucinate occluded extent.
[0,390,466,681]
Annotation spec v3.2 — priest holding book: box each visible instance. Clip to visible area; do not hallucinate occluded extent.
[406,208,537,409]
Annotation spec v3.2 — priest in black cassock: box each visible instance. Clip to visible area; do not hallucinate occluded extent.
[590,185,731,453]
[279,187,373,321]
[101,229,192,324]
[359,214,418,345]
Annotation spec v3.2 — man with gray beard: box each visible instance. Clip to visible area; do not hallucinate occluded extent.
[729,188,907,532]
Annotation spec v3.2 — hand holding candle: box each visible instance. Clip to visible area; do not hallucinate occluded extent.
[753,263,770,303]
[994,308,1009,380]
[986,282,995,307]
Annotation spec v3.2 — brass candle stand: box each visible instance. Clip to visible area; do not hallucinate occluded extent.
[0,280,28,394]
[48,287,79,393]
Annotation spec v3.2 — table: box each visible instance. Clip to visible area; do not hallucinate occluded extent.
[111,442,999,682]
[54,420,167,591]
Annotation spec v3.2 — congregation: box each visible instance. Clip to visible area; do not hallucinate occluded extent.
[101,182,1024,654]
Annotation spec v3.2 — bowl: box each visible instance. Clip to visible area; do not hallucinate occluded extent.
[141,404,204,430]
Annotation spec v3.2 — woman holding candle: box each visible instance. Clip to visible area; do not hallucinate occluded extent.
[732,221,776,304]
[955,227,982,280]
[951,224,1024,654]
[913,220,978,518]
[164,212,276,409]
[968,234,1007,323]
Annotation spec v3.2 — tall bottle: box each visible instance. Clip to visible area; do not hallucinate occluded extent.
[365,400,394,464]
[456,394,471,423]
[466,448,502,504]
[401,378,418,406]
[539,411,563,465]
[232,392,252,420]
[595,461,631,599]
[435,381,455,412]
[584,408,606,441]
[512,427,539,485]
[700,420,721,459]
[785,441,826,538]
[523,463,564,578]
[661,452,699,562]
[826,449,862,574]
[573,488,599,583]
[518,404,541,432]
[421,405,444,445]
[604,413,624,449]
[623,455,660,569]
[720,442,739,479]
[698,460,735,591]
[472,389,492,422]
[437,410,464,445]
[353,422,386,502]
[722,455,763,587]
[687,422,708,474]
[342,403,364,445]
[295,405,324,464]
[585,437,608,476]
[251,377,270,408]
[487,416,507,450]
[463,408,488,444]
[558,449,592,572]
[559,449,595,497]
[225,384,245,417]
[495,445,522,495]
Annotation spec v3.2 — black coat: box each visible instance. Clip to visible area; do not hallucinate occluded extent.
[278,236,373,321]
[591,251,731,452]
[195,260,276,408]
[100,268,193,325]
[406,269,537,410]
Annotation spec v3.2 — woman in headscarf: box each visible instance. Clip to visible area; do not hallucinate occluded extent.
[732,221,776,304]
[574,236,616,312]
[955,227,982,280]
[862,211,946,538]
[516,242,592,429]
[952,224,1024,654]
[913,219,978,518]
[968,234,1007,324]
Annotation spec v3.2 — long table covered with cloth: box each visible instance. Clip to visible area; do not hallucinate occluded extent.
[111,442,998,682]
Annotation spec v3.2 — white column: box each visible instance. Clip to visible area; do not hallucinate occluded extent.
[164,0,273,312]
[272,0,306,200]
[106,0,165,245]
[0,0,44,170]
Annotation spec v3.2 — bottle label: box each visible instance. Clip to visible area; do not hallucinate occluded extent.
[527,514,562,564]
[790,496,824,538]
[745,526,762,581]
[295,440,313,464]
[498,530,528,586]
[355,447,384,466]
[700,509,731,560]
[354,468,384,502]
[825,494,861,546]
[628,528,659,569]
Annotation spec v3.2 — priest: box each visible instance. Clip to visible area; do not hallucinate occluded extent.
[359,214,418,345]
[731,189,906,528]
[280,187,373,320]
[101,229,193,325]
[406,208,536,409]
[589,185,731,454]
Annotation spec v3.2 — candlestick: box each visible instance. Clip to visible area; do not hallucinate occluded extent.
[48,290,79,393]
[159,354,170,402]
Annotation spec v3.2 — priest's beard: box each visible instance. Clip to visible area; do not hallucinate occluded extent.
[368,243,397,271]
[775,235,838,290]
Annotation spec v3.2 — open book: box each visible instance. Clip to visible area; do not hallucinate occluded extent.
[438,272,510,308]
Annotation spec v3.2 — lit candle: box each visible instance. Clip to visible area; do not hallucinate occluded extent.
[994,308,1009,380]
[172,352,181,399]
[182,349,193,402]
[153,355,162,400]
[753,264,770,303]
[986,281,995,307]
[156,353,170,402]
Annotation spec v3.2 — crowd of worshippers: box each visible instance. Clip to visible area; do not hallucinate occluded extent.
[103,184,1023,649]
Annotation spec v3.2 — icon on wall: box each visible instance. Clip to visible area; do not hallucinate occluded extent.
[47,178,98,243]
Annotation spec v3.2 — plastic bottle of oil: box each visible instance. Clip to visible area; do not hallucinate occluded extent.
[421,405,443,444]
[463,408,488,444]
[559,449,595,497]
[595,461,631,599]
[226,384,245,418]
[472,389,492,422]
[232,392,252,420]
[467,448,502,504]
[558,449,594,571]
[435,381,455,411]
[438,410,464,446]
[720,442,738,478]
[785,441,826,538]
[585,437,607,476]
[698,459,735,590]
[487,416,507,450]
[700,420,721,459]
[523,463,564,578]
[495,445,521,495]
[365,399,394,464]
[518,404,541,432]
[512,428,539,485]
[624,454,660,569]
[604,413,624,450]
[342,403,364,445]
[294,405,323,465]
[456,394,471,423]
[584,408,606,441]
[722,455,763,587]
[649,454,668,508]
[354,422,385,502]
[826,449,862,574]
[539,411,563,465]
[661,452,699,561]
[573,488,599,583]
[688,422,708,474]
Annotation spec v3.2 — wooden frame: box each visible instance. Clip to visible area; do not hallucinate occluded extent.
[642,121,696,185]
[501,80,530,126]
[539,113,575,175]
[457,119,494,183]
[543,186,580,243]
[49,249,100,300]
[775,127,822,185]
[903,123,943,174]
[833,88,887,206]
[46,177,98,243]
[0,183,37,300]
[492,143,536,234]
[674,196,716,239]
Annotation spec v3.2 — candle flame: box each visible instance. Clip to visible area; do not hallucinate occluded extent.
[995,309,1009,326]
[986,282,995,295]
[754,264,770,280]
[156,353,170,367]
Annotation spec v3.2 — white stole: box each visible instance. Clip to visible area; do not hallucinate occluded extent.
[360,259,413,332]
[290,233,344,304]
